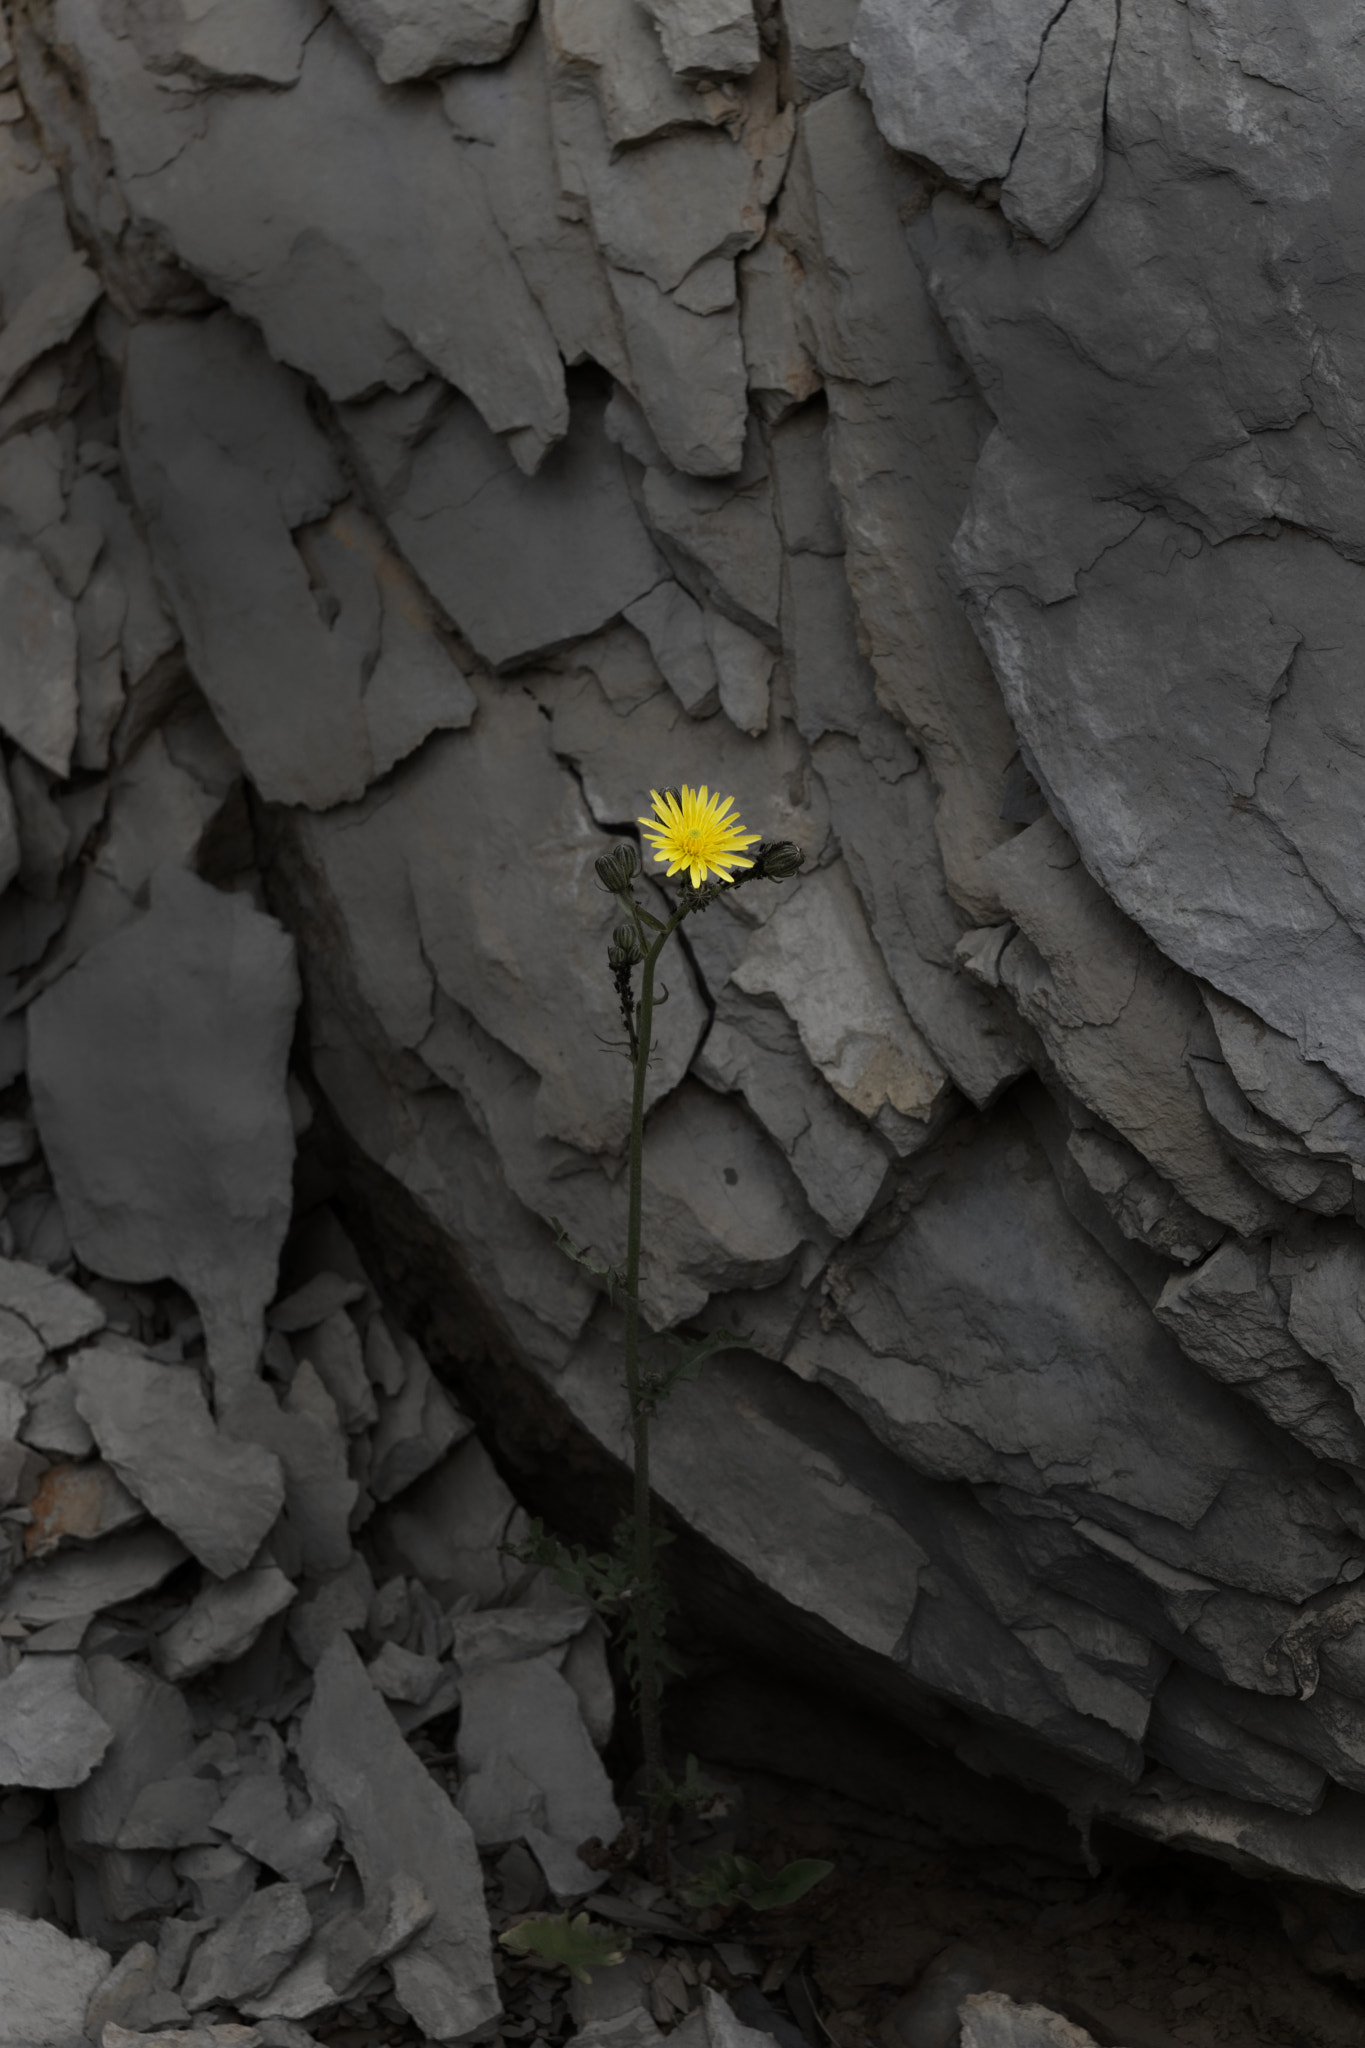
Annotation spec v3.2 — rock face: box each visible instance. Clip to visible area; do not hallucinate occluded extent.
[3,0,1365,1920]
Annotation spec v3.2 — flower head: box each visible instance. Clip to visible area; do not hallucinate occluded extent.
[638,784,762,888]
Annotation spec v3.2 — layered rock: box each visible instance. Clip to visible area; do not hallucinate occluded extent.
[0,0,1363,1917]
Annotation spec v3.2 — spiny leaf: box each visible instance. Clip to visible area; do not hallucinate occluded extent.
[500,1913,629,1984]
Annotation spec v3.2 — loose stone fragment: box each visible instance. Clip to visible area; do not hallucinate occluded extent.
[70,1350,284,1579]
[298,1636,500,2040]
[0,1908,109,2048]
[29,867,299,1392]
[156,1567,297,1683]
[0,1653,111,1787]
[457,1652,621,1895]
[182,1884,312,2011]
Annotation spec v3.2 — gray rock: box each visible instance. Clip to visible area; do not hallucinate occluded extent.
[28,732,234,1003]
[243,1872,431,2022]
[450,1603,591,1678]
[783,0,857,94]
[0,1326,55,1397]
[0,1909,109,2048]
[373,1435,527,1609]
[557,1326,928,1665]
[0,1259,101,1350]
[639,0,757,76]
[788,1102,1361,1601]
[298,1636,500,2041]
[1156,1243,1365,1467]
[285,1552,375,1669]
[552,65,782,297]
[291,500,478,783]
[881,1944,990,2048]
[0,541,78,778]
[1182,1667,1365,1800]
[669,1992,781,2048]
[29,867,299,1392]
[63,5,567,457]
[293,1311,375,1436]
[1286,1236,1365,1426]
[3,1528,188,1629]
[211,1771,336,1890]
[813,731,1030,1108]
[116,1778,224,1852]
[959,1993,1103,2048]
[642,460,781,636]
[0,1653,111,1787]
[981,816,1281,1233]
[1064,1125,1224,1268]
[694,987,890,1237]
[417,990,813,1324]
[731,864,951,1137]
[608,268,749,477]
[624,582,719,716]
[1000,0,1116,248]
[367,1332,472,1503]
[850,0,1058,184]
[334,0,535,79]
[0,249,101,408]
[127,0,325,84]
[780,90,1018,915]
[60,1656,194,1852]
[288,678,705,1158]
[120,314,368,811]
[457,1651,621,1894]
[267,1273,367,1336]
[156,1567,297,1682]
[0,430,64,541]
[101,2026,261,2048]
[66,472,178,694]
[367,1640,443,1705]
[1146,1668,1327,1815]
[543,0,730,148]
[84,1941,190,2040]
[345,387,661,669]
[708,610,772,735]
[221,1371,358,1579]
[1190,1052,1352,1214]
[442,20,631,380]
[182,1884,311,2011]
[737,229,821,420]
[69,1350,283,1579]
[173,1843,261,1923]
[1205,991,1365,1175]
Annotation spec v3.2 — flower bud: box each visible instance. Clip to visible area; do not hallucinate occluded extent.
[759,840,805,881]
[608,922,643,970]
[595,845,639,894]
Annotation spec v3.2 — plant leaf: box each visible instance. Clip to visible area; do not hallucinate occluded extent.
[745,1858,835,1909]
[677,1852,834,1913]
[499,1913,629,1984]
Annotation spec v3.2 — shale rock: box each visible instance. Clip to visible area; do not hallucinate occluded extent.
[11,0,1365,1918]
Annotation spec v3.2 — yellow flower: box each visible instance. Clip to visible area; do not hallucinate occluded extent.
[637,784,762,888]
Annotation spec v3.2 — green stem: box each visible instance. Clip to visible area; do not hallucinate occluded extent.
[623,905,682,1880]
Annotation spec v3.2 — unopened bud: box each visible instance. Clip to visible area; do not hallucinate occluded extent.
[759,840,804,881]
[595,845,639,894]
[608,922,643,970]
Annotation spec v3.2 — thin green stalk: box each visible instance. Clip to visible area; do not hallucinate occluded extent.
[623,909,679,1878]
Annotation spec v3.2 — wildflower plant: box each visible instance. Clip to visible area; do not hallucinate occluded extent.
[534,785,805,1875]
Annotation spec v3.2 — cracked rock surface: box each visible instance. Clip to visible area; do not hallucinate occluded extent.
[4,0,1365,1986]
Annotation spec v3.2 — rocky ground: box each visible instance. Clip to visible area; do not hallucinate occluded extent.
[0,1084,1361,2048]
